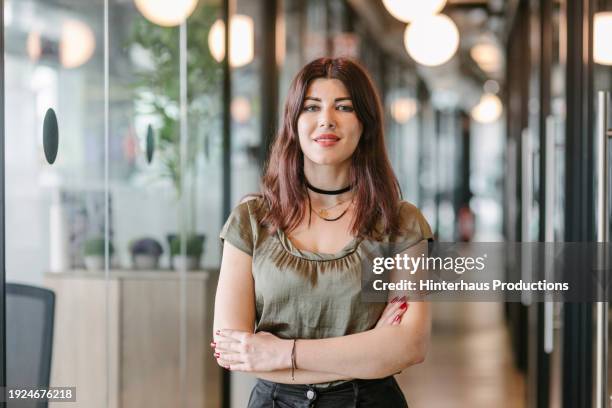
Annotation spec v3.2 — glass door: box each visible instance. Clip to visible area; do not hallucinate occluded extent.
[3,0,108,405]
[546,1,567,406]
[594,2,612,406]
[3,0,225,406]
[107,1,224,405]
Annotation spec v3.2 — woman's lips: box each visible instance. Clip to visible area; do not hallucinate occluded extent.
[314,135,339,147]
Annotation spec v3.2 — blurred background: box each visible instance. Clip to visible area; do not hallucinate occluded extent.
[1,0,612,407]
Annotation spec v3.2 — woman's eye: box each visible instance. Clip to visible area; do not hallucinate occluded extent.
[337,105,354,112]
[303,105,319,112]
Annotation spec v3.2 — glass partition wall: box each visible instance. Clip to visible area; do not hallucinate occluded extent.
[3,0,224,406]
[593,0,612,403]
[230,0,262,203]
[4,1,109,406]
[595,0,612,403]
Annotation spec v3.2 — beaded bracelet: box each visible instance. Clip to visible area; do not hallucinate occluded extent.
[291,339,297,381]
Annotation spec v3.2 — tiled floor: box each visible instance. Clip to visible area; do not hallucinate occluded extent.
[396,302,525,408]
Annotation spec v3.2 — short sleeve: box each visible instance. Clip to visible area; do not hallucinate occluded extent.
[415,207,434,242]
[395,201,434,244]
[219,200,255,256]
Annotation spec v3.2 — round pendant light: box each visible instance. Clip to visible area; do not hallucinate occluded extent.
[470,42,503,73]
[27,31,42,62]
[391,97,418,124]
[404,14,459,67]
[208,15,254,68]
[60,20,96,69]
[134,0,199,27]
[471,93,503,124]
[231,96,252,123]
[594,12,612,65]
[382,0,446,23]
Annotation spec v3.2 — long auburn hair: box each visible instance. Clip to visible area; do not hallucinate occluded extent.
[259,57,402,239]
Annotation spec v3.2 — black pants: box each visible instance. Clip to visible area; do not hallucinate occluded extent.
[246,376,409,408]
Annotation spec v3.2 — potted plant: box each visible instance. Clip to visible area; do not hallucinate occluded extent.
[83,237,115,271]
[129,237,163,270]
[168,234,205,271]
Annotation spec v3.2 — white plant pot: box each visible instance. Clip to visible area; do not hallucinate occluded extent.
[133,254,160,270]
[84,256,105,271]
[172,255,200,271]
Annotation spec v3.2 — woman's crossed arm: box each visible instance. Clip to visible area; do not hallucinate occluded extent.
[212,241,431,381]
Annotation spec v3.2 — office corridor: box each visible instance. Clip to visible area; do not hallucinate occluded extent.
[397,303,525,408]
[2,0,611,406]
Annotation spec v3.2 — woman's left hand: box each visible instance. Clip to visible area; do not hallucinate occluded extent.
[212,329,292,372]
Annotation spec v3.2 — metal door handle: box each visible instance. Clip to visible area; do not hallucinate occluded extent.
[544,115,556,243]
[544,115,556,354]
[521,128,533,306]
[594,90,610,408]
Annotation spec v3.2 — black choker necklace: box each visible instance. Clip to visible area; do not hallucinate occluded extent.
[306,180,352,195]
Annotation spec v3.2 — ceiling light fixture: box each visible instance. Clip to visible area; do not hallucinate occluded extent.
[404,14,459,67]
[231,96,252,123]
[594,12,612,65]
[60,20,96,69]
[470,43,503,73]
[471,93,503,123]
[208,15,254,68]
[391,97,418,124]
[382,0,446,23]
[27,31,42,62]
[134,0,199,27]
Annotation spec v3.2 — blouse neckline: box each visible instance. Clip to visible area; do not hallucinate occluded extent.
[276,229,362,261]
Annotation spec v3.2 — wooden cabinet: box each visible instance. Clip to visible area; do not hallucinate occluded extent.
[45,270,220,408]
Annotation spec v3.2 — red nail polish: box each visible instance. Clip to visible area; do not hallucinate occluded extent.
[393,315,401,323]
[400,302,407,310]
[214,352,220,358]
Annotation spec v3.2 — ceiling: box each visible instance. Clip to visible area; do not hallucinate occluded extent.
[348,0,510,110]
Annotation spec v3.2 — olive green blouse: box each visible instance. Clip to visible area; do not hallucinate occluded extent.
[219,197,433,341]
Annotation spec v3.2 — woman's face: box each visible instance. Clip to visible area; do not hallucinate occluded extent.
[297,78,363,167]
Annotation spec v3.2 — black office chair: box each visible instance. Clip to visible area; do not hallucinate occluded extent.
[6,283,55,408]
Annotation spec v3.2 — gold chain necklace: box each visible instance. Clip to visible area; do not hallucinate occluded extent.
[312,200,354,221]
[314,199,349,218]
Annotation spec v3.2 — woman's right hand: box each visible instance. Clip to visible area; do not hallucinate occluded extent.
[374,296,408,328]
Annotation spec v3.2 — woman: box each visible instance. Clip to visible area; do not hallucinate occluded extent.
[212,57,432,407]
